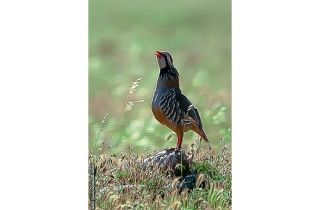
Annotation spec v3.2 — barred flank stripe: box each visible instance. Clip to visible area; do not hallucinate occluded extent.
[159,88,186,124]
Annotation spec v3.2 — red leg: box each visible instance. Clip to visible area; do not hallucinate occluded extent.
[176,131,184,149]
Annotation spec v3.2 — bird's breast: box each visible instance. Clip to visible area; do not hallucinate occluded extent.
[152,81,167,102]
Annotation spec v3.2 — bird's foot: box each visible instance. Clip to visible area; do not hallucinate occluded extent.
[175,146,182,152]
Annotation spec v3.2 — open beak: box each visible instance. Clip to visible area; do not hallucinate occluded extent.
[155,51,162,58]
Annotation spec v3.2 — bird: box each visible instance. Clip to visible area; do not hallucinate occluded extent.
[152,50,209,150]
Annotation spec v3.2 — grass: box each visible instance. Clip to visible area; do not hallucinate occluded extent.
[89,139,231,209]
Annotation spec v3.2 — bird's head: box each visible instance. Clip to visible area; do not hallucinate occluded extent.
[155,51,174,69]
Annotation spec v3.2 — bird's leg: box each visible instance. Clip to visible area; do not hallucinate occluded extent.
[175,131,184,151]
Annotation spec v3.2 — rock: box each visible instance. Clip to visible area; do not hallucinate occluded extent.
[142,148,191,176]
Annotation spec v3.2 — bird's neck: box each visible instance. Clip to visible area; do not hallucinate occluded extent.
[157,66,180,90]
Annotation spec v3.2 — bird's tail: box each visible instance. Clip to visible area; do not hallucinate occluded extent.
[190,123,209,143]
[199,130,209,143]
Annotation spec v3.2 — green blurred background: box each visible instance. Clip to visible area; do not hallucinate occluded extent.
[89,0,231,154]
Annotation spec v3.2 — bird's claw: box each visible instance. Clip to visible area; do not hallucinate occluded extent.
[175,147,182,152]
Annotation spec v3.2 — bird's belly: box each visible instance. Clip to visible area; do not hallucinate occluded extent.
[152,93,173,128]
[153,107,180,131]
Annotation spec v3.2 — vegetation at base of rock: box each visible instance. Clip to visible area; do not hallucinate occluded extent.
[88,139,231,209]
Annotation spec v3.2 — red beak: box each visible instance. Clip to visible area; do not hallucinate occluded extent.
[155,51,162,58]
